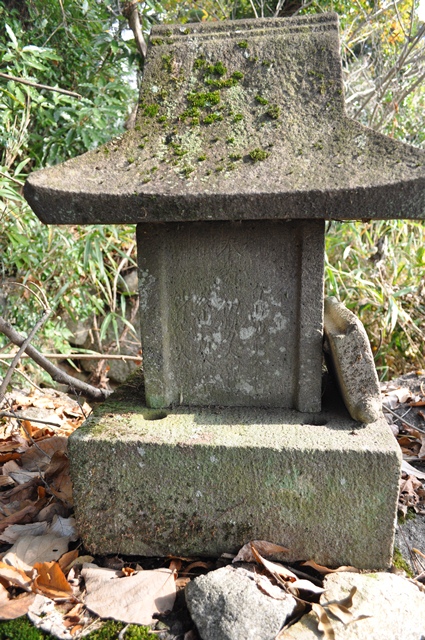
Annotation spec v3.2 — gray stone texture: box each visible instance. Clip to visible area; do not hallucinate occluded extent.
[281,572,425,639]
[324,297,382,423]
[68,373,401,569]
[185,566,297,640]
[137,220,324,411]
[24,14,425,225]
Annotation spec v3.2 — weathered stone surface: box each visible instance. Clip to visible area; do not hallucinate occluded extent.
[68,373,401,568]
[324,297,382,423]
[185,566,297,640]
[281,572,425,639]
[137,220,324,410]
[24,14,425,225]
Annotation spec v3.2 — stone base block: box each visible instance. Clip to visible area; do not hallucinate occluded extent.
[69,374,401,569]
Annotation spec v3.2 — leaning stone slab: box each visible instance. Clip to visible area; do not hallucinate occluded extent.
[281,571,425,639]
[324,297,382,423]
[185,565,297,640]
[69,373,401,569]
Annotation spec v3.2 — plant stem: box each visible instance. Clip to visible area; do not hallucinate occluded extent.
[0,72,82,98]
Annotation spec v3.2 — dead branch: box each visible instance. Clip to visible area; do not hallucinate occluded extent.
[0,72,82,99]
[0,286,51,403]
[0,316,111,401]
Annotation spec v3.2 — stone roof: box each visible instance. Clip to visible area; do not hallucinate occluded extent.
[24,13,425,224]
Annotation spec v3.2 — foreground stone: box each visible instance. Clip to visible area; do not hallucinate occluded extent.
[69,373,401,568]
[281,572,425,639]
[185,566,297,640]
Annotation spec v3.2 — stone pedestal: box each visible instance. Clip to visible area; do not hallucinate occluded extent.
[69,374,401,569]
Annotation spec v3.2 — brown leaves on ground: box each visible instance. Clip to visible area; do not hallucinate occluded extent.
[381,378,425,516]
[2,381,425,638]
[0,387,86,625]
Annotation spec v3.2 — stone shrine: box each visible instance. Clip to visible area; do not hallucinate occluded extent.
[24,13,425,568]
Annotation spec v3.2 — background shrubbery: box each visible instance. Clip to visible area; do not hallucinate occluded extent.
[1,0,424,383]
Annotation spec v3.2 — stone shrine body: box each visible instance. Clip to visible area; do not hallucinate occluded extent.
[24,13,425,568]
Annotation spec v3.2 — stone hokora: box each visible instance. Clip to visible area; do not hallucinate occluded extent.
[24,13,420,566]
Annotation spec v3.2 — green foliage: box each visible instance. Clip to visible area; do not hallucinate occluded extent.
[85,620,156,639]
[0,617,47,640]
[0,618,156,639]
[325,220,425,379]
[1,0,425,383]
[0,0,141,375]
[392,546,414,577]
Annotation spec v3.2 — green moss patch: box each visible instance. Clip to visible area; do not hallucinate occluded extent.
[249,148,270,161]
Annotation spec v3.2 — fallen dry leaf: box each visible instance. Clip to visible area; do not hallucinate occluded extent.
[33,561,74,600]
[58,550,80,575]
[169,558,182,573]
[250,544,297,583]
[322,587,371,626]
[0,452,21,463]
[48,516,78,541]
[0,476,14,487]
[312,603,335,640]
[288,579,325,595]
[3,534,69,568]
[401,460,425,480]
[301,560,360,574]
[233,540,290,563]
[181,561,211,577]
[0,560,33,591]
[0,582,36,620]
[44,452,73,505]
[82,565,176,625]
[0,521,48,543]
[254,572,291,600]
[20,436,68,472]
[1,460,37,487]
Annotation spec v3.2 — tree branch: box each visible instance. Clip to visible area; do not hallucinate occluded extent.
[0,73,81,99]
[0,316,111,401]
[122,1,147,60]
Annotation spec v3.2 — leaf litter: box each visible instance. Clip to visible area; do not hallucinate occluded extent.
[382,374,425,516]
[0,382,425,638]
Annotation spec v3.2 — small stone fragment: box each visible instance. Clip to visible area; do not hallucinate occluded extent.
[185,565,297,640]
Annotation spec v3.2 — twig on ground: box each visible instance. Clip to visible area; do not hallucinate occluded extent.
[0,411,62,428]
[0,316,111,401]
[383,405,425,435]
